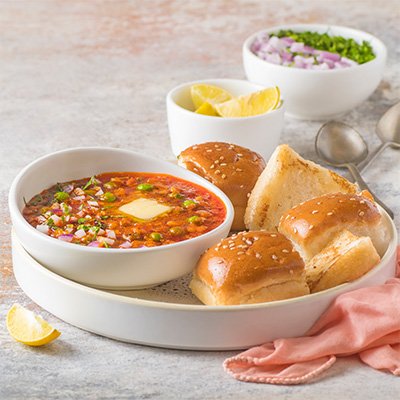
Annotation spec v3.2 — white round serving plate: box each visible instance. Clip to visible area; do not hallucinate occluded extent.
[12,207,397,350]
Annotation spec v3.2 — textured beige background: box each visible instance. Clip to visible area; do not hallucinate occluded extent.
[1,1,400,399]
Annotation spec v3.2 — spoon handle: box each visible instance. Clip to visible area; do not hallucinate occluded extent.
[346,163,394,219]
[358,142,389,173]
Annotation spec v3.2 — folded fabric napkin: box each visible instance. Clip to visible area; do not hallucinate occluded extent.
[223,247,400,384]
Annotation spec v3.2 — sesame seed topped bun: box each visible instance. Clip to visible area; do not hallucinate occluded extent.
[278,191,388,262]
[178,142,265,231]
[189,231,309,305]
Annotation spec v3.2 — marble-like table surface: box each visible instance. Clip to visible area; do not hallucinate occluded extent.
[1,1,400,398]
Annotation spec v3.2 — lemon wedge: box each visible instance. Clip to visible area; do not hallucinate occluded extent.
[6,304,61,346]
[190,84,233,110]
[214,86,280,117]
[195,102,219,116]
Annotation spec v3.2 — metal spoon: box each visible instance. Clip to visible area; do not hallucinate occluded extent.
[315,121,394,218]
[358,101,400,172]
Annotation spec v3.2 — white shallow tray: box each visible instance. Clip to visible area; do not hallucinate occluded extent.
[12,222,397,351]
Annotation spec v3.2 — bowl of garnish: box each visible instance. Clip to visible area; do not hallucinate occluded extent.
[243,24,387,120]
[166,78,284,161]
[9,147,234,289]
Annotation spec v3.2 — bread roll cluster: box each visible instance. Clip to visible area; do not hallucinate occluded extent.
[179,143,388,305]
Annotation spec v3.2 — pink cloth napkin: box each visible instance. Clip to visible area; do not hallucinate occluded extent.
[223,247,400,384]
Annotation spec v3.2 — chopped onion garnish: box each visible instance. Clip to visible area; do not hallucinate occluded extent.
[88,241,101,247]
[58,234,74,242]
[36,224,49,234]
[87,200,99,207]
[251,34,359,70]
[119,241,132,248]
[98,236,114,245]
[74,228,86,238]
[106,229,116,239]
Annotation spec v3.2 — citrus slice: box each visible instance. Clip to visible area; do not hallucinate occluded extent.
[195,102,219,116]
[6,304,61,346]
[214,86,280,117]
[190,84,233,109]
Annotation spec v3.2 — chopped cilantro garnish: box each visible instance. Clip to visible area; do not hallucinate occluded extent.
[273,30,375,64]
[82,176,99,190]
[77,218,87,224]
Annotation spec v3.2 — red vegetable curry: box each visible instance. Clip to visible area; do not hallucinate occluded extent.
[23,172,226,248]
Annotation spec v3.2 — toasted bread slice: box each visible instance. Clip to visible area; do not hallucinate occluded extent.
[306,230,380,293]
[244,144,357,230]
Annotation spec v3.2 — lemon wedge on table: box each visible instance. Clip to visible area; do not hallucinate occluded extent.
[214,86,281,117]
[190,84,233,110]
[6,304,61,346]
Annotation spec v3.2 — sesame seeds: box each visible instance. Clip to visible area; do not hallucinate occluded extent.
[360,200,365,204]
[219,156,224,160]
[237,251,245,255]
[271,254,278,261]
[359,211,365,217]
[247,192,251,198]
[240,184,244,189]
[222,245,228,249]
[350,197,356,201]
[237,153,243,157]
[255,252,262,259]
[293,227,298,234]
[311,210,319,215]
[309,224,314,230]
[192,145,198,150]
[206,149,212,153]
[270,233,277,237]
[327,211,334,216]
[210,164,215,169]
[245,239,253,245]
[236,168,243,172]
[221,174,227,179]
[316,201,322,205]
[282,249,289,254]
[215,170,221,175]
[220,163,227,166]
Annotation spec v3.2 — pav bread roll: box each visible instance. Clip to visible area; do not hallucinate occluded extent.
[245,144,357,231]
[190,231,310,305]
[178,142,265,231]
[278,192,388,262]
[305,230,380,293]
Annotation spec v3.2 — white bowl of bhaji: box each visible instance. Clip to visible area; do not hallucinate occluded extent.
[9,147,234,289]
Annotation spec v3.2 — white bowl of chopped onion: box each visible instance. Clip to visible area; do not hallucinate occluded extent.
[243,24,387,120]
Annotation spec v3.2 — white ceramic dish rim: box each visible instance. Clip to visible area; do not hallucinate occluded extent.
[166,78,284,121]
[12,206,397,312]
[243,23,387,74]
[8,146,234,255]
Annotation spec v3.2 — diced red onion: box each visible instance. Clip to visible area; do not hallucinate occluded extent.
[63,184,74,193]
[74,188,85,196]
[119,241,132,249]
[87,200,99,207]
[73,195,85,201]
[58,234,73,242]
[36,224,49,234]
[88,241,101,247]
[50,214,61,225]
[251,33,359,70]
[95,189,104,197]
[106,229,116,239]
[98,236,114,245]
[75,228,86,238]
[319,51,341,62]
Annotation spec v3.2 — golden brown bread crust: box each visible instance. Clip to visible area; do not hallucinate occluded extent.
[178,142,265,231]
[305,230,380,293]
[190,231,309,305]
[245,144,358,231]
[278,192,382,262]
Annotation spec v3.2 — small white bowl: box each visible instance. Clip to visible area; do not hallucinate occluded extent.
[243,24,387,120]
[166,78,284,161]
[8,147,234,290]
